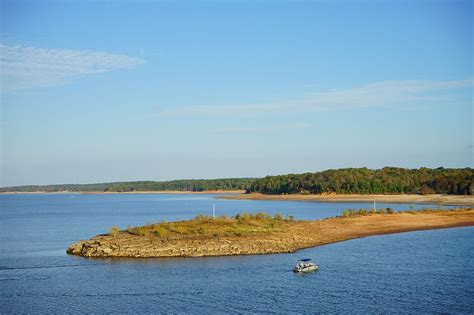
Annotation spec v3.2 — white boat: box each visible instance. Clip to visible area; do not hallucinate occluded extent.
[293,259,319,273]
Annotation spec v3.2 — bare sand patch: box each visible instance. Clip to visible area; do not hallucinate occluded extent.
[218,193,474,206]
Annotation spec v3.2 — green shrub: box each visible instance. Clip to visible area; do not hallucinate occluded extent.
[219,214,230,220]
[171,225,186,234]
[273,212,283,221]
[240,212,251,221]
[109,226,120,236]
[386,207,394,214]
[195,214,211,221]
[254,212,271,221]
[129,226,149,236]
[153,225,168,237]
[342,208,374,217]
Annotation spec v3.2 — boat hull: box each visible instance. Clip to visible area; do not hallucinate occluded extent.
[293,264,319,273]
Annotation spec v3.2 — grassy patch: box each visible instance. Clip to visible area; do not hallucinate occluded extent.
[125,212,292,238]
[109,226,120,236]
[340,207,471,218]
[341,207,395,217]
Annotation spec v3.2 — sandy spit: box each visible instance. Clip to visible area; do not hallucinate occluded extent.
[217,193,474,206]
[67,209,474,258]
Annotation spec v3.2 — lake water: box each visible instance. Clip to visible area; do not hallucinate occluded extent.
[0,194,472,313]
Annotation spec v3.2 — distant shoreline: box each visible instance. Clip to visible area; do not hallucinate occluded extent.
[217,193,474,206]
[2,191,472,206]
[0,190,246,195]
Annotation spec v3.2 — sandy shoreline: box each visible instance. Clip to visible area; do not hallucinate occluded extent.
[3,191,472,206]
[218,193,474,206]
[67,208,474,258]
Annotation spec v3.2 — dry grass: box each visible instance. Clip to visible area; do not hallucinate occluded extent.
[123,212,290,238]
[108,226,120,236]
[113,208,474,240]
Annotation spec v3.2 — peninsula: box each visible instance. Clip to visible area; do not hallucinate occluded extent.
[67,208,474,258]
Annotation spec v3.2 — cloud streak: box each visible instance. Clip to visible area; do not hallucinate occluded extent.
[0,44,144,91]
[208,123,311,133]
[161,78,473,116]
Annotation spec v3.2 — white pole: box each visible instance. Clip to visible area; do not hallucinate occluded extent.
[373,200,376,212]
[212,204,216,219]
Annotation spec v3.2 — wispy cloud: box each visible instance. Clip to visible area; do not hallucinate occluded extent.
[0,44,144,91]
[209,123,310,133]
[161,78,473,116]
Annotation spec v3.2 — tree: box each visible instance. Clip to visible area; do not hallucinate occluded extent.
[420,184,431,195]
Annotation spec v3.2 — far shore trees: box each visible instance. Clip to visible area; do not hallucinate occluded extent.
[247,167,473,196]
[2,167,472,196]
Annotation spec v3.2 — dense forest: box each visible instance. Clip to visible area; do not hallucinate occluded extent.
[0,178,256,193]
[247,167,473,195]
[2,168,472,195]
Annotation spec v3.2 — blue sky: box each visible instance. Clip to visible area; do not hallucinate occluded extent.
[1,0,472,186]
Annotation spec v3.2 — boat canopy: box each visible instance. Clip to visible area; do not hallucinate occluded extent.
[299,258,312,262]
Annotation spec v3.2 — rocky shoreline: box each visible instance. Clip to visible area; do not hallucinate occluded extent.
[67,209,474,258]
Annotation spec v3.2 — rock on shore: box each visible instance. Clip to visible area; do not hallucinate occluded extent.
[67,233,300,258]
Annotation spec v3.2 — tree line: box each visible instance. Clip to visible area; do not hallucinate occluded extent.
[247,167,473,195]
[2,167,472,195]
[0,178,256,193]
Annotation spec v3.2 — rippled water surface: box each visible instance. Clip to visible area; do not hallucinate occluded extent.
[0,194,472,313]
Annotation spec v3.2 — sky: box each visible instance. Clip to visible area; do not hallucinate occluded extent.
[0,0,473,186]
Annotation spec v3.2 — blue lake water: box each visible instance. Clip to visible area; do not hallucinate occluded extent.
[0,194,472,313]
